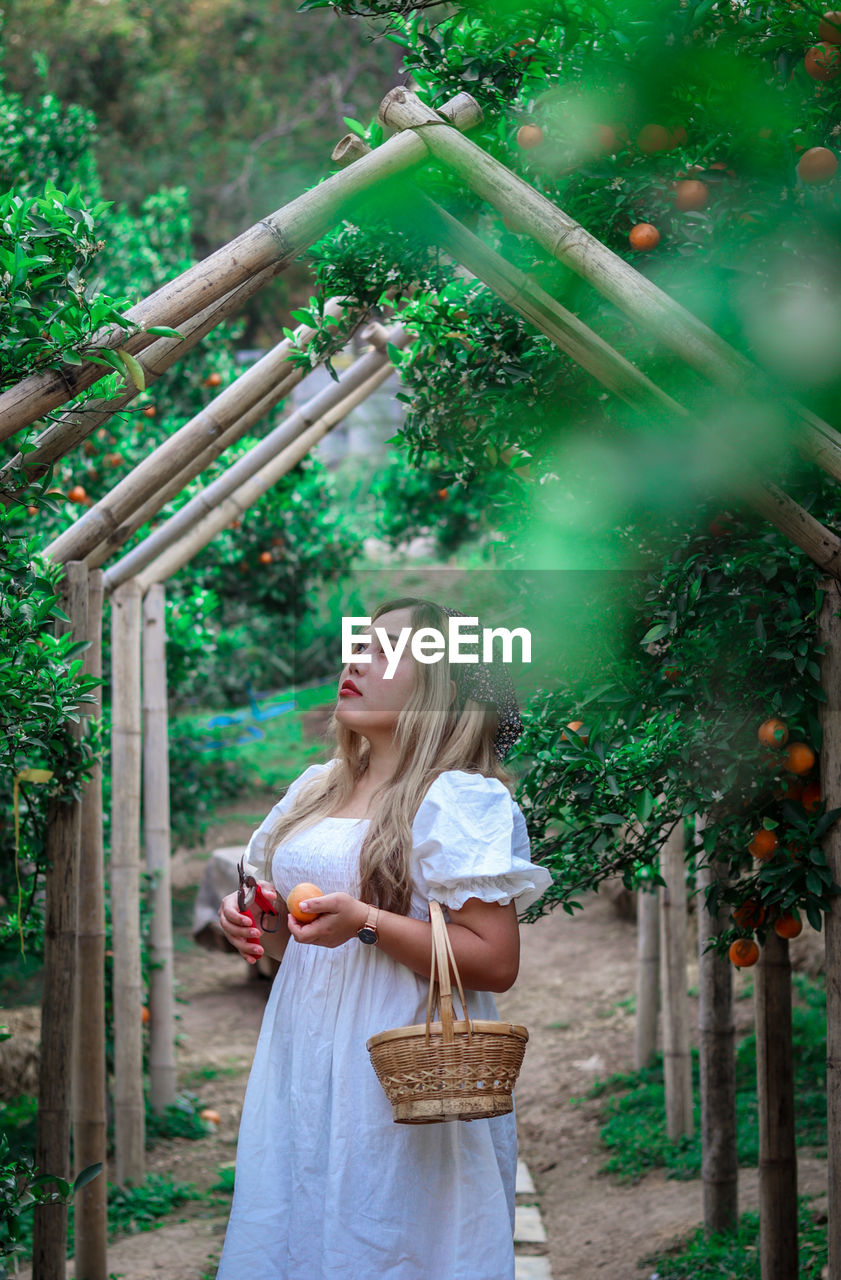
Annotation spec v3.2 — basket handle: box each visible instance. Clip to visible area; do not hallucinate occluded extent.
[424,899,472,1047]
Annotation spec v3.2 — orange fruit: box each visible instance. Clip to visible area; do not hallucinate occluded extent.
[205,371,223,387]
[758,717,788,748]
[774,914,803,939]
[797,146,838,184]
[287,882,324,923]
[663,665,682,683]
[27,505,38,515]
[669,125,688,147]
[629,222,660,251]
[68,485,87,503]
[562,720,589,744]
[819,10,841,42]
[141,1006,150,1024]
[637,123,671,153]
[733,899,766,928]
[673,179,709,211]
[729,938,760,967]
[516,123,544,149]
[258,550,273,565]
[200,1108,221,1124]
[749,828,778,860]
[783,742,816,775]
[437,488,449,499]
[801,781,822,812]
[804,42,841,80]
[143,406,156,418]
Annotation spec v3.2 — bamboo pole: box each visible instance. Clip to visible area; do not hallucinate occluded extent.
[42,301,351,568]
[83,306,360,571]
[142,584,176,1113]
[635,887,660,1070]
[755,928,798,1280]
[32,561,87,1280]
[377,88,841,488]
[85,381,295,570]
[817,576,841,1280]
[72,568,108,1280]
[0,90,481,438]
[0,263,283,494]
[103,325,407,592]
[660,818,693,1139]
[110,579,145,1186]
[133,361,396,594]
[695,824,738,1234]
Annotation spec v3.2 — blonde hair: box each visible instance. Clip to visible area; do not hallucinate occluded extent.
[261,596,518,915]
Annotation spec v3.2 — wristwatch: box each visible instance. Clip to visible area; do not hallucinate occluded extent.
[357,905,380,945]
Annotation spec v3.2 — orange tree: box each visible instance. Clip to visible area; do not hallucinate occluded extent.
[295,0,841,947]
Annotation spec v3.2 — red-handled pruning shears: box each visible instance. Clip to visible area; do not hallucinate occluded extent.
[237,855,280,932]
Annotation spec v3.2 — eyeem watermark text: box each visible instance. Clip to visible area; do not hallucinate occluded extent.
[342,616,532,679]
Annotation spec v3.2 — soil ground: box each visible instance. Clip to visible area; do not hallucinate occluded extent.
[11,799,828,1280]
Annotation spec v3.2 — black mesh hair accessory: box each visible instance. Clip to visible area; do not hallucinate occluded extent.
[440,606,524,761]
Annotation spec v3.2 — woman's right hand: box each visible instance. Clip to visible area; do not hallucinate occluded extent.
[218,889,272,965]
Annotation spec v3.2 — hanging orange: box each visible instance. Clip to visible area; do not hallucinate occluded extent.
[774,914,803,939]
[783,742,816,775]
[733,900,766,929]
[629,222,660,251]
[797,146,838,184]
[749,829,778,860]
[729,938,760,967]
[758,717,788,748]
[801,781,822,813]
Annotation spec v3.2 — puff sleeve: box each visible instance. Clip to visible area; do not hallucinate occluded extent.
[411,770,552,912]
[245,759,337,868]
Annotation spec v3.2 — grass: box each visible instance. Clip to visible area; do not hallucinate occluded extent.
[639,1197,827,1278]
[580,972,826,1184]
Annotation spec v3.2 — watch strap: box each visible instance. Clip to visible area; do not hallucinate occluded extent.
[357,905,380,944]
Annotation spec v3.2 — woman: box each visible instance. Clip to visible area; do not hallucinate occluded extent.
[215,596,552,1280]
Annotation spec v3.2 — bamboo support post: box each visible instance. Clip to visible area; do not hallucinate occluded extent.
[377,88,841,488]
[755,929,798,1280]
[0,263,283,494]
[133,359,396,593]
[110,580,145,1185]
[696,826,738,1234]
[43,300,351,568]
[32,561,87,1280]
[635,887,660,1070]
[142,584,176,1113]
[103,325,407,592]
[0,90,481,438]
[818,576,841,1280]
[72,568,108,1280]
[659,818,693,1139]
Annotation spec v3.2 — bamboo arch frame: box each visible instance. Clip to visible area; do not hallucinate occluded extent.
[7,84,841,1278]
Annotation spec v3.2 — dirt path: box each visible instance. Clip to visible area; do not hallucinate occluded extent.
[46,805,826,1280]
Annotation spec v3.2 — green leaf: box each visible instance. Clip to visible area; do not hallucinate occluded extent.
[73,1162,103,1192]
[342,116,368,139]
[117,348,146,391]
[145,326,183,339]
[634,788,654,822]
[640,622,671,644]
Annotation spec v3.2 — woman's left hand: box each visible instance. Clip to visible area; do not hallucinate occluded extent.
[287,892,368,948]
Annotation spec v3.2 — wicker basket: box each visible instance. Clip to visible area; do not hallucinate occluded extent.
[366,899,529,1124]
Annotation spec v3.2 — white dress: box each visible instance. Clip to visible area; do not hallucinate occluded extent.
[216,760,552,1280]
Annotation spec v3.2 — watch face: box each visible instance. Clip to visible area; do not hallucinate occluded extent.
[357,926,378,944]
